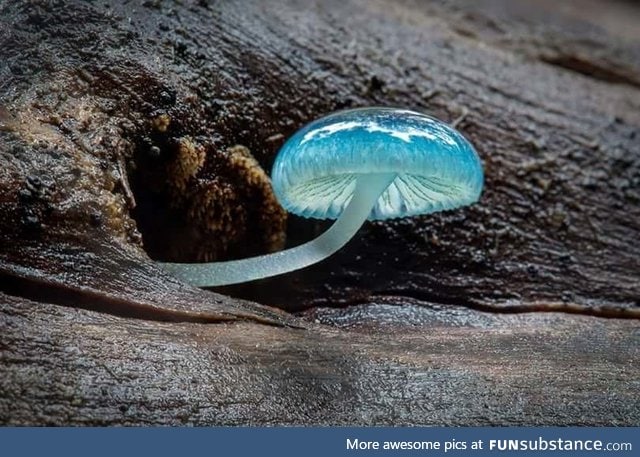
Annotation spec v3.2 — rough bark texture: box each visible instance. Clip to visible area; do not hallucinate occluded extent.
[0,0,639,425]
[2,292,639,425]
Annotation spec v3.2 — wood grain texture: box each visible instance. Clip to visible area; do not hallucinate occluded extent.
[2,292,638,425]
[0,0,638,425]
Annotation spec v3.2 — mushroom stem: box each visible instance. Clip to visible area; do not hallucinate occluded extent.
[160,173,396,287]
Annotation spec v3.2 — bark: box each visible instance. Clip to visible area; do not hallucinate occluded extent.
[2,292,639,425]
[0,0,639,425]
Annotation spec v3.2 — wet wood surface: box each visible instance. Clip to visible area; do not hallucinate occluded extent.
[0,0,639,424]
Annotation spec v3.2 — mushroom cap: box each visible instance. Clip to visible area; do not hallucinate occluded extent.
[271,107,483,220]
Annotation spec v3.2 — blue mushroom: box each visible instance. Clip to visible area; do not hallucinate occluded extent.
[160,107,484,287]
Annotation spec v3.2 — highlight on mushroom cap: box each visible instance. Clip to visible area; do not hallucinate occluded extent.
[271,107,483,220]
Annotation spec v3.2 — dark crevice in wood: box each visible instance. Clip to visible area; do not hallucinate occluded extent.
[370,291,640,320]
[306,288,640,320]
[0,268,295,327]
[540,54,640,89]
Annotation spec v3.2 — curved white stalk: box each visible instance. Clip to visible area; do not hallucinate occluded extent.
[160,173,396,287]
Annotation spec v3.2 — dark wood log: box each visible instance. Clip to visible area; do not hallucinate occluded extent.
[2,292,639,425]
[0,0,638,425]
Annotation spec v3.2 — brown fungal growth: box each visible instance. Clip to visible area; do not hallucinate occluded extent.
[226,145,287,254]
[132,136,286,263]
[166,137,206,195]
[151,113,171,133]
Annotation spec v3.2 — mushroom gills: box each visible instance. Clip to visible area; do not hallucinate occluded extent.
[288,173,472,219]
